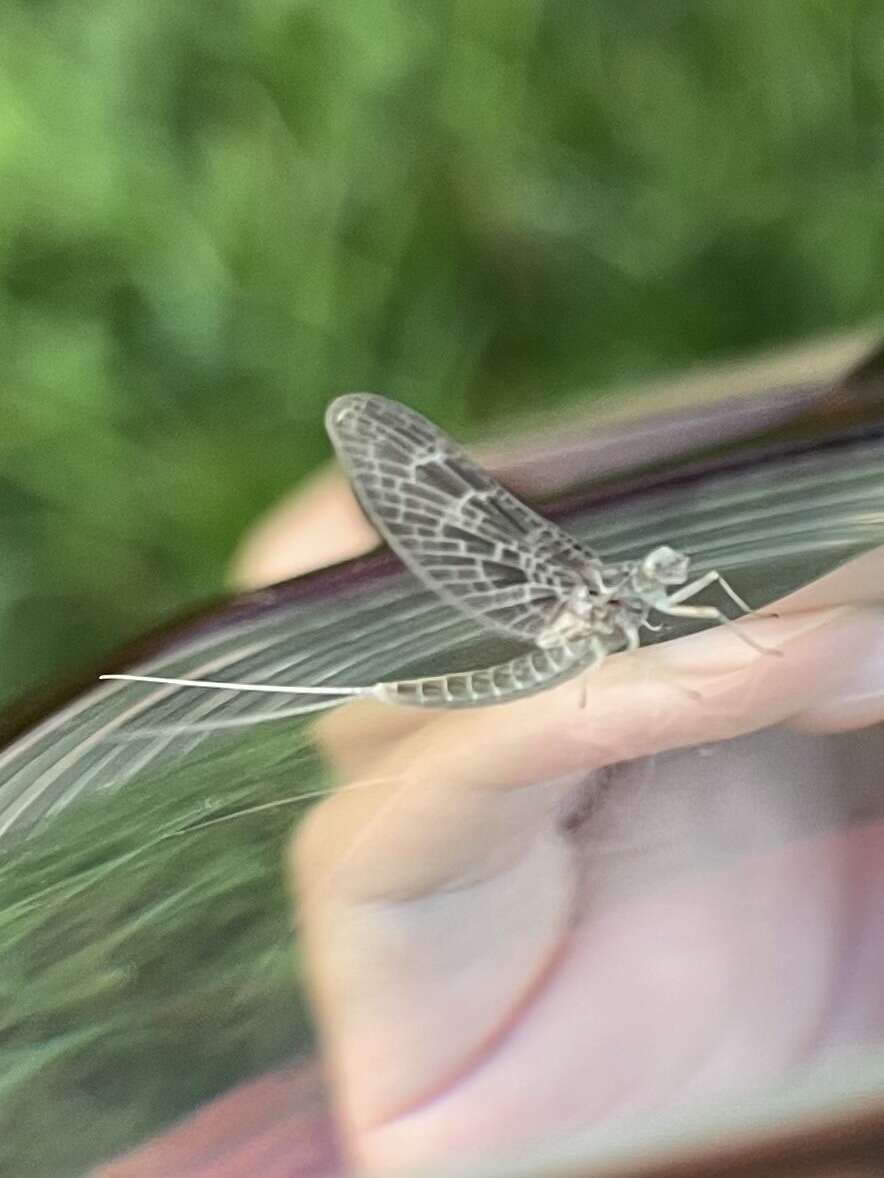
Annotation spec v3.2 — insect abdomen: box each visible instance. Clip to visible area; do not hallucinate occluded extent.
[371,642,594,709]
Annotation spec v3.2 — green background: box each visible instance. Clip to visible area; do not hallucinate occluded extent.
[2,0,884,706]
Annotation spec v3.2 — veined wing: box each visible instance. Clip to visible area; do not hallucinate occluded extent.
[325,393,600,642]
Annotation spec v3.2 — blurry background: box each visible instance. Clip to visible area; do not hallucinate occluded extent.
[2,0,884,707]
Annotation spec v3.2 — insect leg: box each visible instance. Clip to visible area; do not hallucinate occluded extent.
[622,624,641,652]
[576,637,611,710]
[593,570,632,596]
[654,602,781,656]
[667,570,754,614]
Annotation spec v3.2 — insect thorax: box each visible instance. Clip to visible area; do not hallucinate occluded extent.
[537,582,617,648]
[536,552,682,651]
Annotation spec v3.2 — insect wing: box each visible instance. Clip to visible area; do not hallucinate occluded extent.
[325,393,599,642]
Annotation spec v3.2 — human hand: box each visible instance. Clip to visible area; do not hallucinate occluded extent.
[236,466,884,1174]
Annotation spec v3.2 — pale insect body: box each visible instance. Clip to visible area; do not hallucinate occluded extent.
[103,394,769,709]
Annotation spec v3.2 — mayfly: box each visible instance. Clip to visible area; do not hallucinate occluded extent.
[102,393,772,710]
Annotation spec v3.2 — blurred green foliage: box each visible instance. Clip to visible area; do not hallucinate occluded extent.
[2,0,884,705]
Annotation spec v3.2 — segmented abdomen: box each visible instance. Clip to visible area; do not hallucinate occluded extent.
[371,641,598,708]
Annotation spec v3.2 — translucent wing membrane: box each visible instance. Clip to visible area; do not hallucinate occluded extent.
[326,393,600,642]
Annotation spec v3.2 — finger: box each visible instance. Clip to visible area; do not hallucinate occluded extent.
[787,616,884,732]
[771,543,884,613]
[229,464,379,588]
[311,697,438,781]
[772,546,884,731]
[302,607,873,888]
[291,606,878,1154]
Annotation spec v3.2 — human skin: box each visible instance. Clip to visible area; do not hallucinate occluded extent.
[235,469,884,1174]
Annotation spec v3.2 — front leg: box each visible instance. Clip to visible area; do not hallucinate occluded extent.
[586,561,633,597]
[655,602,780,656]
[667,570,754,614]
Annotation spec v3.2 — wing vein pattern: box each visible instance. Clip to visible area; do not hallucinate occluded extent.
[326,394,599,642]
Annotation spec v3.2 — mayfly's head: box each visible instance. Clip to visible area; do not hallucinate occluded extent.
[641,545,690,586]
